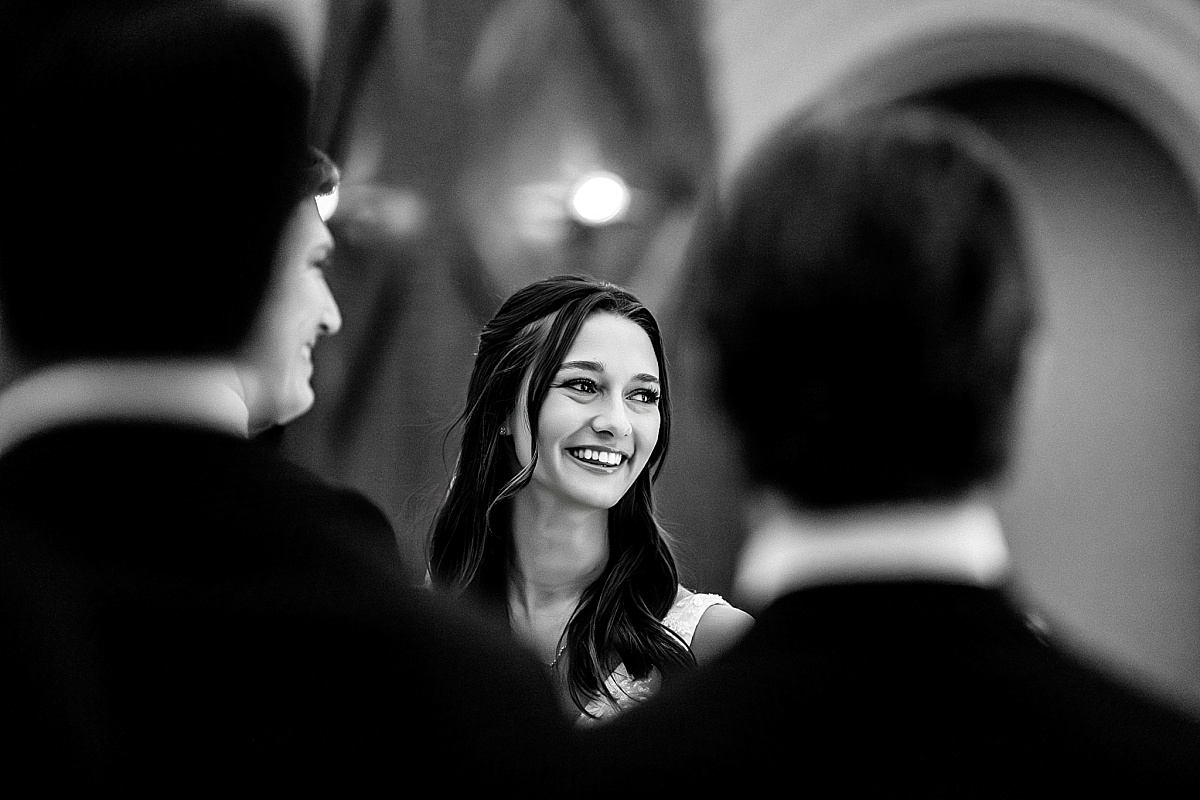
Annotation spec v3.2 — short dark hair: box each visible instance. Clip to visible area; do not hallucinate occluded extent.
[0,0,311,364]
[699,107,1038,510]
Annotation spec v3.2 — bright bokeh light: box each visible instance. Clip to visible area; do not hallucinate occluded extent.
[569,171,630,225]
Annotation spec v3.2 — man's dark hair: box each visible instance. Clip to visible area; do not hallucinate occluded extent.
[699,107,1038,510]
[0,0,311,364]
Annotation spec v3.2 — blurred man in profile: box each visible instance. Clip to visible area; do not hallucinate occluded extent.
[0,1,567,791]
[584,106,1200,794]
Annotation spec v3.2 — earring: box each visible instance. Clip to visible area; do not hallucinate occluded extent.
[499,424,509,436]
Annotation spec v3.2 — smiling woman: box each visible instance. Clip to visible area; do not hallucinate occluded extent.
[428,275,753,722]
[508,313,661,513]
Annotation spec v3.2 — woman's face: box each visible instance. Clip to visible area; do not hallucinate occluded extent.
[509,311,662,511]
[238,198,342,435]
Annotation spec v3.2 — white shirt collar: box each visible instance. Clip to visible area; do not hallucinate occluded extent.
[0,359,250,456]
[733,495,1011,612]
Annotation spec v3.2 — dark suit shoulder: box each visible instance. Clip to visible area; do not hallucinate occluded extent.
[582,582,1200,796]
[0,422,572,791]
[0,422,407,579]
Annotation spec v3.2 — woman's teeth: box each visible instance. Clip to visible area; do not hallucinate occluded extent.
[569,448,624,467]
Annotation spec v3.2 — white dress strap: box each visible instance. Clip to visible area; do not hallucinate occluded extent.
[663,587,730,647]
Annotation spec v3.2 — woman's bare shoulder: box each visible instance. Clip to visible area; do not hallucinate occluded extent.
[693,604,754,661]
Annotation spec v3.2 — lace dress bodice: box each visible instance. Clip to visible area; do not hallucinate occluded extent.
[578,586,729,725]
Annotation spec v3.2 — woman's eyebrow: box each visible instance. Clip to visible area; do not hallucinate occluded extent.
[558,359,604,373]
[557,361,660,384]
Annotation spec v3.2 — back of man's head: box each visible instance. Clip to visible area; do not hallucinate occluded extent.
[701,107,1038,510]
[0,0,310,365]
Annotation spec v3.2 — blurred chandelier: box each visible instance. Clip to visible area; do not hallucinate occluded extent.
[568,170,631,225]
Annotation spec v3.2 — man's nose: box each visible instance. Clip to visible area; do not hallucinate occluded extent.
[319,279,343,336]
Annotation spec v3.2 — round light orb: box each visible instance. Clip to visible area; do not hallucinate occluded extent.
[569,171,630,225]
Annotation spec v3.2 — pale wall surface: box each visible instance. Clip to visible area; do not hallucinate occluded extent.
[703,0,1200,188]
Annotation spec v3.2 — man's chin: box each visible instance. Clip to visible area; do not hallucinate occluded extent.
[249,388,315,436]
[280,390,316,427]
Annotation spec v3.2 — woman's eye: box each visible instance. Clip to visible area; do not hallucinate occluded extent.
[559,379,597,394]
[629,388,661,405]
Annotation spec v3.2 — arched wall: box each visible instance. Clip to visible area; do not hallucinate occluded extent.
[705,0,1200,193]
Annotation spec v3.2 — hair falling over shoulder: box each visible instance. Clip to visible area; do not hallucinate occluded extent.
[427,275,695,715]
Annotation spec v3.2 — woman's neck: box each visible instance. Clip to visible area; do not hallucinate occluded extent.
[506,492,609,661]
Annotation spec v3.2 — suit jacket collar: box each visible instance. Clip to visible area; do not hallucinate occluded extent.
[734,495,1011,612]
[0,359,249,456]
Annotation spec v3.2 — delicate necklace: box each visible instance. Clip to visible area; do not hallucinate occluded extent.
[548,641,567,671]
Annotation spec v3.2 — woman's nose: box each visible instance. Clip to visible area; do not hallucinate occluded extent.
[591,396,632,438]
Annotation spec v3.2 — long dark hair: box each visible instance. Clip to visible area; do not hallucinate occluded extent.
[428,274,694,715]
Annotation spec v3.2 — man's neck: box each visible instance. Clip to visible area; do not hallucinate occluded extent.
[0,358,250,455]
[734,491,1011,612]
